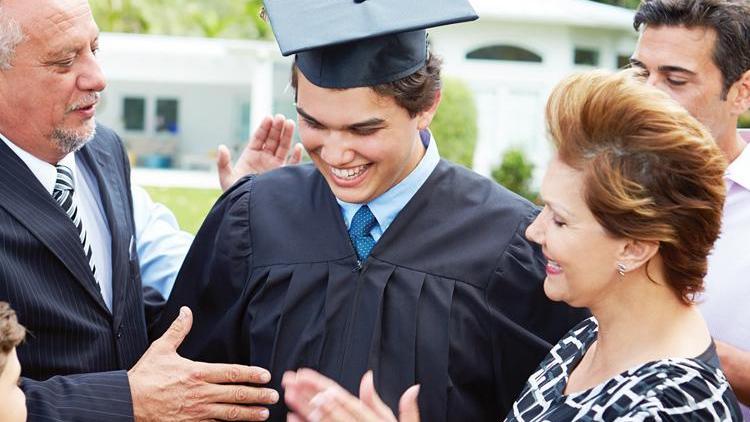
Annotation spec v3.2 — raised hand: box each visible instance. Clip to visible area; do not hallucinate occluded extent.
[283,369,420,422]
[217,114,303,191]
[128,307,279,421]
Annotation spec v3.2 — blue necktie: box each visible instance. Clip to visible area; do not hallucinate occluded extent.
[349,205,378,262]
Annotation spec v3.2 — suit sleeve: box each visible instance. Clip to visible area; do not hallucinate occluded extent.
[485,207,590,414]
[22,370,133,422]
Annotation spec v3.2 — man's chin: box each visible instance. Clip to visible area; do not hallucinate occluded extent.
[52,121,97,155]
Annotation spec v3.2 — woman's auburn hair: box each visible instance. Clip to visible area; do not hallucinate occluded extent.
[545,69,727,304]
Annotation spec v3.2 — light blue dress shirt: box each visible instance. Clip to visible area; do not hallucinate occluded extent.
[337,131,440,240]
[131,185,193,299]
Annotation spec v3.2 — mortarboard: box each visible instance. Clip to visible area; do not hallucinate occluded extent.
[263,0,478,89]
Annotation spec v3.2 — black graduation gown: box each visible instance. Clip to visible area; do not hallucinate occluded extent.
[154,160,588,421]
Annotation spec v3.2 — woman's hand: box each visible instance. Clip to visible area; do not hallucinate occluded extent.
[283,369,420,422]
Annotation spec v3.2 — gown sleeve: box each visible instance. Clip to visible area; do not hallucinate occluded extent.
[149,176,255,363]
[485,207,590,412]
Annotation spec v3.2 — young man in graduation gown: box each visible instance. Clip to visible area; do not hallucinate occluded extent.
[154,1,588,420]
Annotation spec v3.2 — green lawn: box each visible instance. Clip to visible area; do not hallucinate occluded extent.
[143,186,222,234]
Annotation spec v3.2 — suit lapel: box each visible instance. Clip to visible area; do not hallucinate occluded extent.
[78,140,130,328]
[0,140,110,314]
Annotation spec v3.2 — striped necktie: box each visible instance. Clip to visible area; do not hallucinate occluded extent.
[52,165,99,285]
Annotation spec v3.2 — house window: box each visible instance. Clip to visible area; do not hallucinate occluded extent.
[574,48,600,66]
[156,99,179,134]
[466,45,543,63]
[123,97,145,131]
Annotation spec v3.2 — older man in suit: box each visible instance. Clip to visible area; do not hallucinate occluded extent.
[0,0,285,420]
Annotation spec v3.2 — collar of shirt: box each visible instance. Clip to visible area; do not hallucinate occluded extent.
[0,132,77,194]
[726,137,750,192]
[337,130,440,242]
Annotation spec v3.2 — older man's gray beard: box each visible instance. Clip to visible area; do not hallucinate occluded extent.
[52,121,97,155]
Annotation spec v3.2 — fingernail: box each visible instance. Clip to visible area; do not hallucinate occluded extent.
[260,408,269,419]
[260,371,271,383]
[270,390,280,403]
[178,307,187,319]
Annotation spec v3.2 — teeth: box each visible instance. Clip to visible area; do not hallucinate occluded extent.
[331,165,368,180]
[547,260,562,270]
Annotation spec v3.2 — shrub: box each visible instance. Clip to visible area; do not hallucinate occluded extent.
[739,111,750,128]
[431,78,478,168]
[491,148,538,203]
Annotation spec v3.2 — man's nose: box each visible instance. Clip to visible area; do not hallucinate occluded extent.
[77,53,107,93]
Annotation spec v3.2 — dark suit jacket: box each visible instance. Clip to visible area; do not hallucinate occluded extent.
[0,126,148,421]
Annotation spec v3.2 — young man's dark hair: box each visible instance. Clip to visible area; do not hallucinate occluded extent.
[0,301,25,372]
[0,301,27,422]
[291,52,443,118]
[634,0,750,98]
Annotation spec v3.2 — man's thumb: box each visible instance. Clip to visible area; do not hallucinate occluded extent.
[159,306,193,352]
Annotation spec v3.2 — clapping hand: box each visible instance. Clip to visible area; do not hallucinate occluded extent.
[283,369,420,422]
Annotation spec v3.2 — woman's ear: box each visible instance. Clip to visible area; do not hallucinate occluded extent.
[417,90,442,131]
[617,239,660,274]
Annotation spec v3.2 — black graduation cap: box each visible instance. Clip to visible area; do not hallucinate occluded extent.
[263,0,478,89]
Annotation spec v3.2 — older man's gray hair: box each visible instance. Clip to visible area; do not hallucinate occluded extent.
[0,6,25,70]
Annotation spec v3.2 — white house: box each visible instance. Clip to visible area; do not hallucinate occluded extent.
[96,33,293,170]
[96,0,637,180]
[432,0,637,178]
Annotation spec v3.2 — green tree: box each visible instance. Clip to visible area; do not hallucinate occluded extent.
[739,111,750,128]
[491,148,538,202]
[90,0,270,39]
[90,0,154,33]
[589,0,640,9]
[431,78,478,168]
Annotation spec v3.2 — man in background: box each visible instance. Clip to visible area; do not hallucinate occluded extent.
[631,0,750,414]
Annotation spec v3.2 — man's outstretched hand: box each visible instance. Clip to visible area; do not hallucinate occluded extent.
[129,307,279,421]
[217,114,303,191]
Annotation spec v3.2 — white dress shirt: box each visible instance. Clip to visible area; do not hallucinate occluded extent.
[0,133,114,310]
[700,135,750,418]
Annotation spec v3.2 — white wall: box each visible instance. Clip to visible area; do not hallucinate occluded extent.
[97,81,253,169]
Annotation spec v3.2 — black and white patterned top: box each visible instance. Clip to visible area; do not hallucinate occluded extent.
[506,318,742,421]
